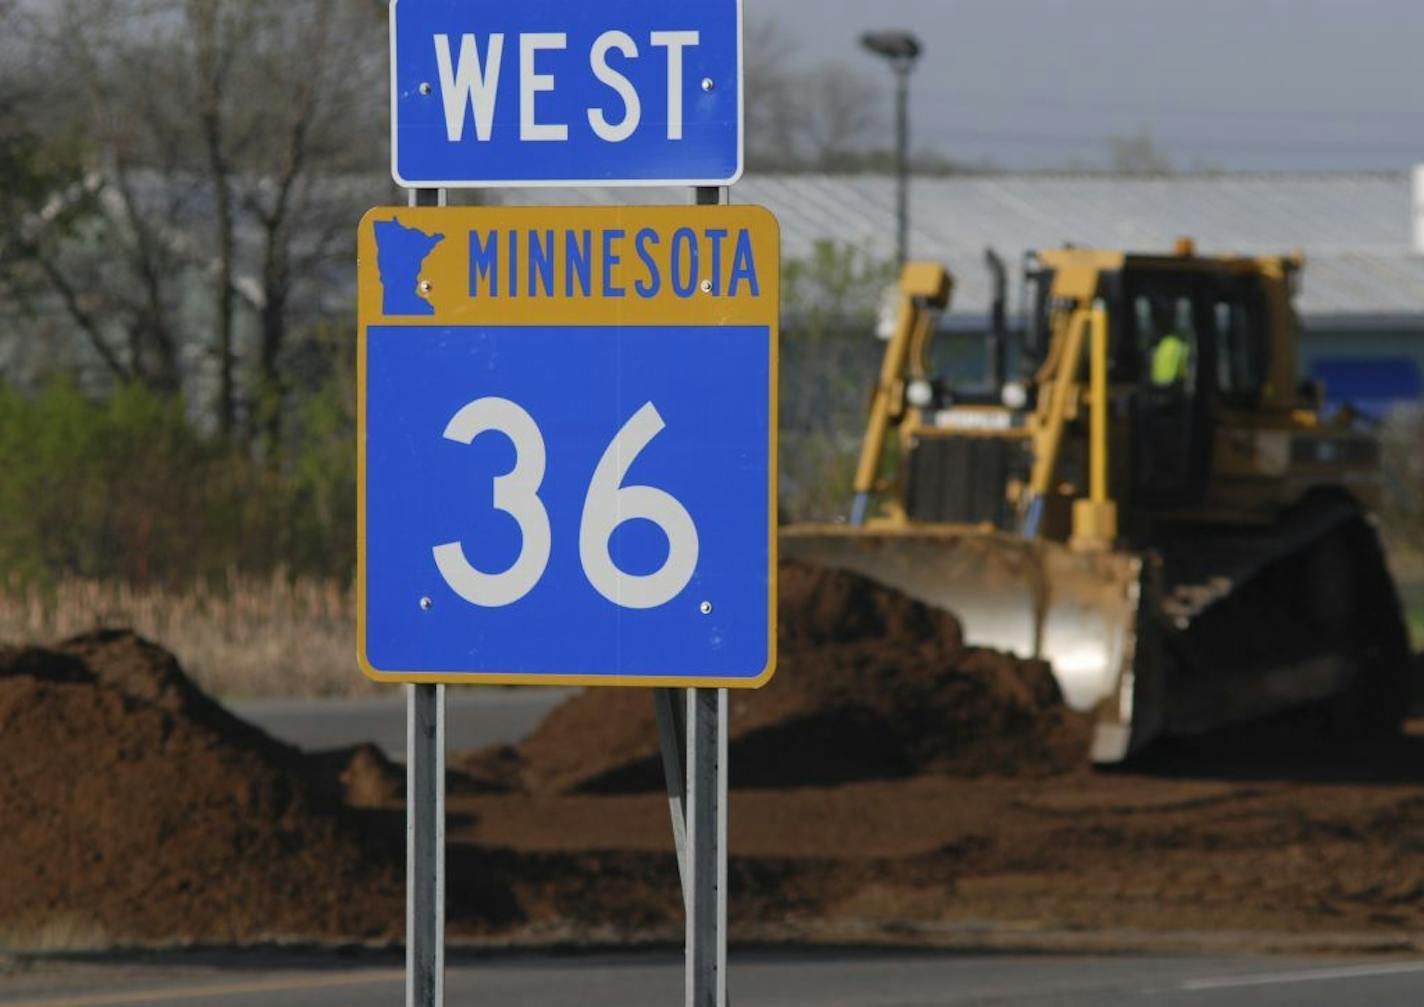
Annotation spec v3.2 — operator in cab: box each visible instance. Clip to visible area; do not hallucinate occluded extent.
[1149,297,1190,387]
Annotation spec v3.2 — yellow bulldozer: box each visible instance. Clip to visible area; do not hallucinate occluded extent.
[783,241,1412,762]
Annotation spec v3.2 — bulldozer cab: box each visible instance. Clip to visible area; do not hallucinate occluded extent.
[1026,247,1297,526]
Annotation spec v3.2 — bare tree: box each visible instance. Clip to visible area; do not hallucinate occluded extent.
[744,17,801,169]
[794,62,879,168]
[185,0,256,437]
[1,8,185,390]
[16,0,385,446]
[14,0,225,393]
[1109,129,1173,176]
[744,17,880,171]
[0,31,109,384]
[177,0,382,448]
[234,0,385,455]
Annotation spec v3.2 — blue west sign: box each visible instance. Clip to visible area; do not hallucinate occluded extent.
[389,0,744,188]
[357,205,778,687]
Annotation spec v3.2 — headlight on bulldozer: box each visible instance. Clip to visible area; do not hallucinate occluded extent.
[906,379,935,409]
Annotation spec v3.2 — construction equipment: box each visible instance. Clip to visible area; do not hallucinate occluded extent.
[783,242,1412,762]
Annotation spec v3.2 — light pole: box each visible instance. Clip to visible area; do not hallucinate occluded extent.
[860,30,922,267]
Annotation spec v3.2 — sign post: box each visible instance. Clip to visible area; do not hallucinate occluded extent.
[406,680,444,1006]
[686,687,729,1007]
[687,185,730,1007]
[374,5,766,1006]
[404,185,446,1007]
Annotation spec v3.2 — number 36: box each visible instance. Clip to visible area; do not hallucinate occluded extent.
[433,398,700,610]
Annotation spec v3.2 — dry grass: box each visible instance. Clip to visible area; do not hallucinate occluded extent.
[0,574,382,699]
[5,529,1419,702]
[0,913,114,954]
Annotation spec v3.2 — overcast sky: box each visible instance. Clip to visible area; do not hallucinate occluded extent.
[754,0,1424,172]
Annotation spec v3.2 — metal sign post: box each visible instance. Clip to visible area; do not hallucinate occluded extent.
[653,687,690,900]
[405,185,447,1007]
[685,687,729,1007]
[686,183,731,1007]
[406,682,445,1007]
[654,685,730,1007]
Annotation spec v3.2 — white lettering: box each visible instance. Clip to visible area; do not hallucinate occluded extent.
[520,33,568,142]
[580,402,700,609]
[433,33,504,143]
[650,31,699,140]
[434,398,552,609]
[587,31,641,143]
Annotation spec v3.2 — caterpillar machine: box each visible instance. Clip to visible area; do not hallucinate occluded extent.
[782,241,1412,762]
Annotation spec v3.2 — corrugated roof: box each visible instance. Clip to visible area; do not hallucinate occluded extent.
[487,172,1424,325]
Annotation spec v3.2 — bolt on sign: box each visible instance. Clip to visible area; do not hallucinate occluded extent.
[390,0,744,187]
[357,205,779,687]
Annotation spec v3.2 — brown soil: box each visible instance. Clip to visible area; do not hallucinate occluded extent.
[457,562,1092,793]
[0,630,685,948]
[449,726,1424,941]
[0,632,408,947]
[0,631,687,949]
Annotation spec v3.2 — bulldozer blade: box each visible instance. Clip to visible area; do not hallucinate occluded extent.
[781,525,1154,763]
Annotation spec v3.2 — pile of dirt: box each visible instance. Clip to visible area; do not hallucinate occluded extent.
[458,562,1092,793]
[0,631,409,947]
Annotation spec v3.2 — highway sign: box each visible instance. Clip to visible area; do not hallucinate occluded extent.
[357,205,778,686]
[389,0,744,188]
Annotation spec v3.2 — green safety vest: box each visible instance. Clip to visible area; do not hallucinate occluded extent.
[1151,334,1189,386]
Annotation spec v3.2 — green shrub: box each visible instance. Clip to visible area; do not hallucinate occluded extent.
[779,241,895,521]
[0,378,353,587]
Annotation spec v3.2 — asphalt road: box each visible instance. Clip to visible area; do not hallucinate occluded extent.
[5,951,1424,1006]
[228,688,576,758]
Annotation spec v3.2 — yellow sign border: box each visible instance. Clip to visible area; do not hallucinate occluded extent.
[356,204,779,688]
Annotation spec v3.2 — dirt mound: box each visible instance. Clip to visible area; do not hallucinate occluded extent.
[776,560,963,650]
[60,630,299,764]
[0,632,408,947]
[457,563,1091,793]
[335,743,406,807]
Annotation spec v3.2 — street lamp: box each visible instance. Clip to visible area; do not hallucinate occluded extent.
[860,30,922,267]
